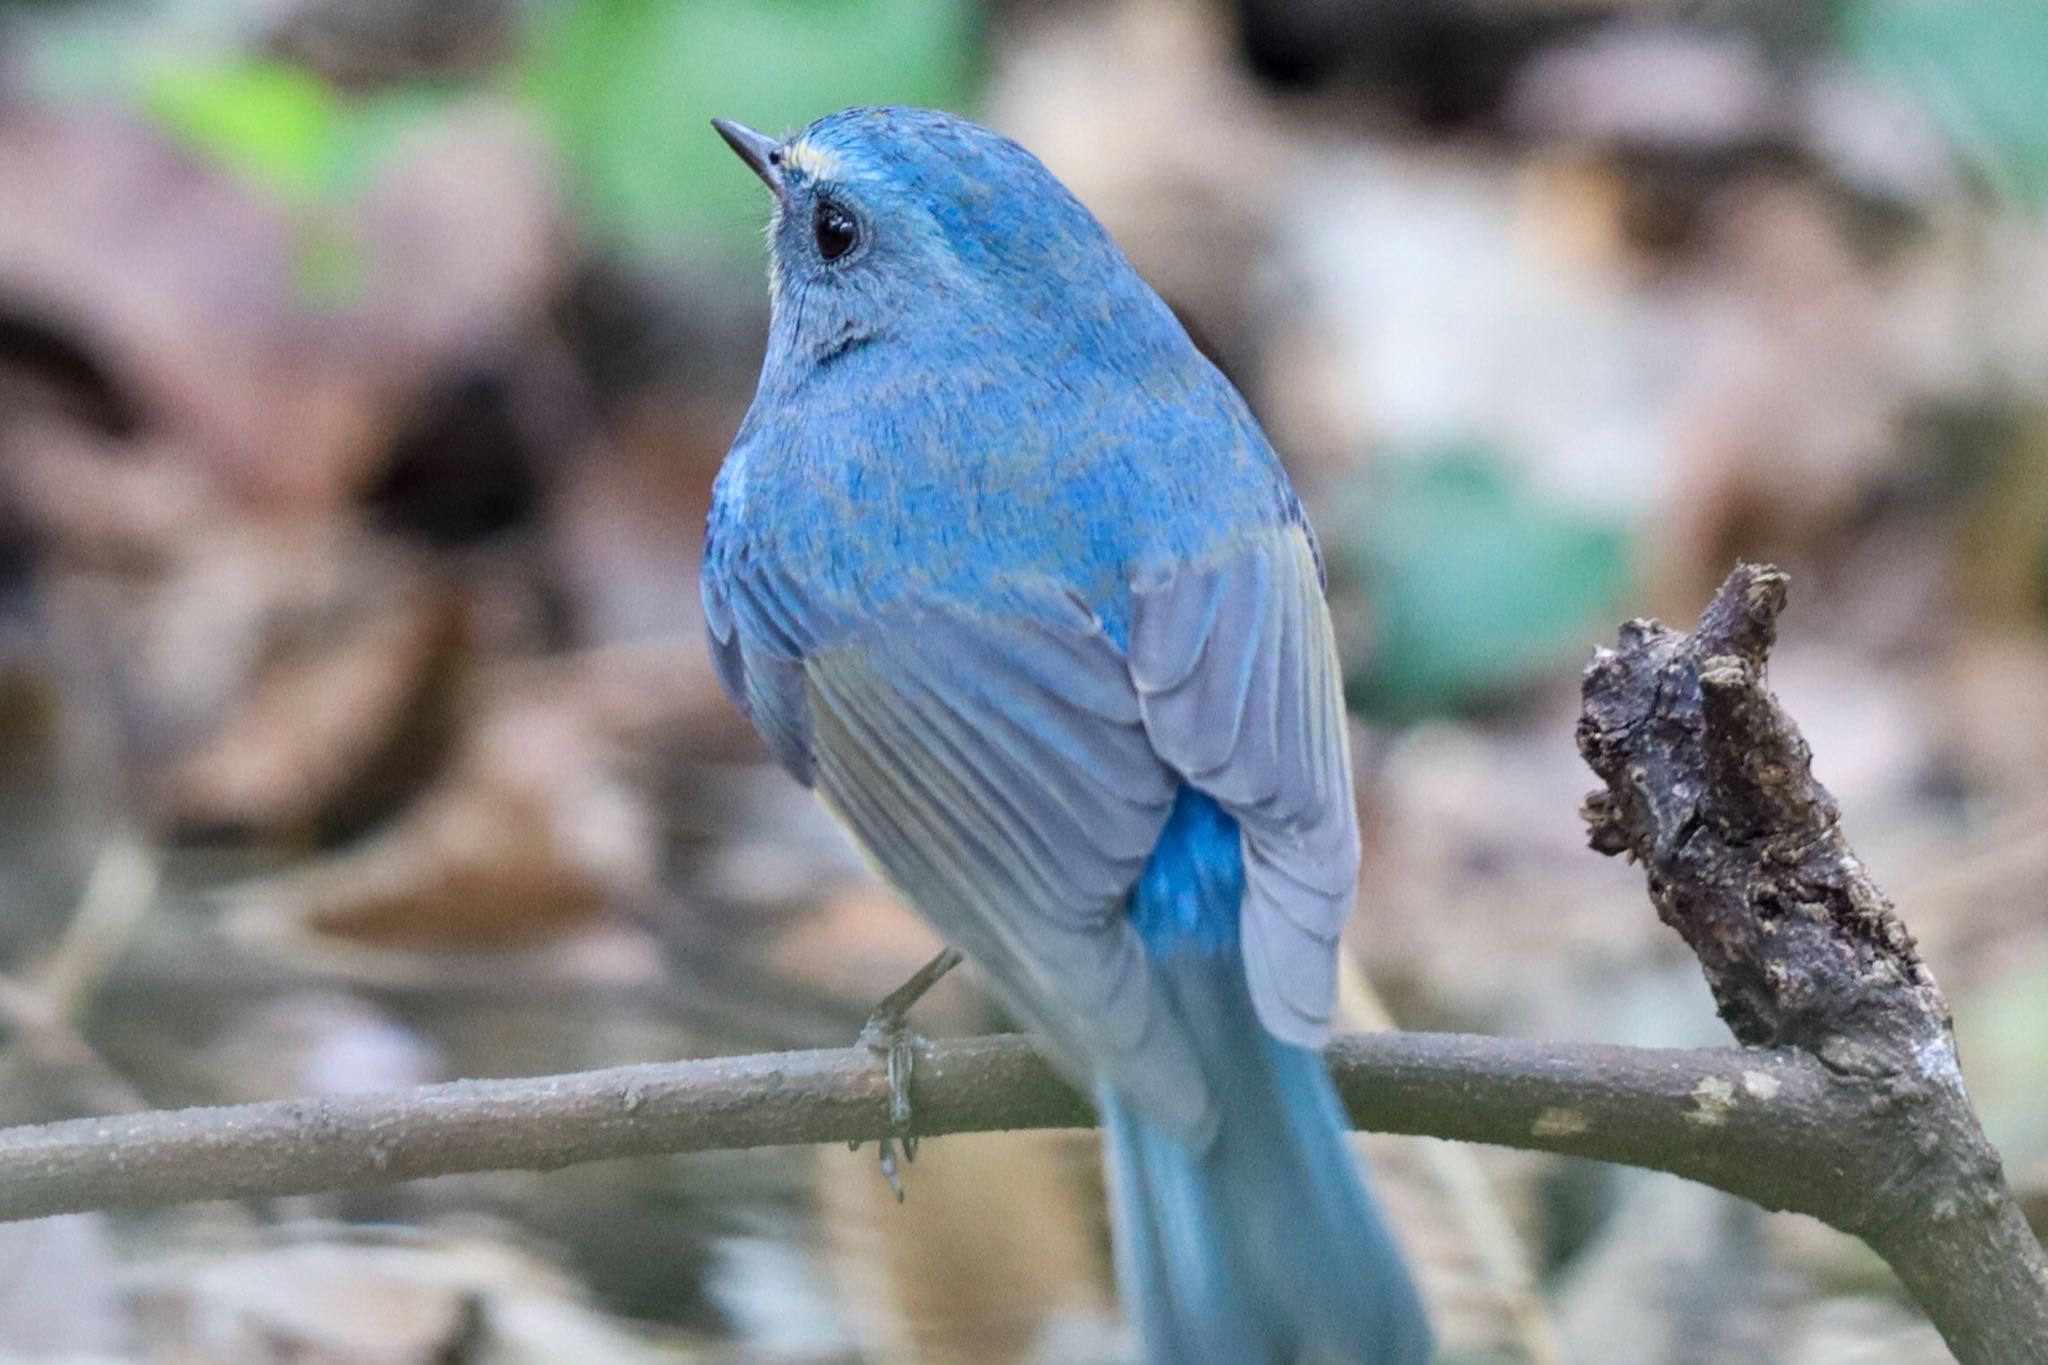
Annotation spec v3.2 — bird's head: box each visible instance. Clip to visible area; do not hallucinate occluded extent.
[714,107,1176,378]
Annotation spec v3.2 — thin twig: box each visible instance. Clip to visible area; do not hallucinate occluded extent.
[0,974,149,1117]
[1337,954,1564,1365]
[41,836,159,1021]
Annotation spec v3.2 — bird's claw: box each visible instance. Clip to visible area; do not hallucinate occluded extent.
[853,1010,923,1202]
[847,947,961,1202]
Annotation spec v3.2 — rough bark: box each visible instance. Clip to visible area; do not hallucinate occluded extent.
[1578,563,2048,1362]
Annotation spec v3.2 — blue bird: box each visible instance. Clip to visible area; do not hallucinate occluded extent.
[705,106,1432,1365]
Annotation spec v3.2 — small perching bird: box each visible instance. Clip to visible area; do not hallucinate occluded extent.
[705,106,1432,1365]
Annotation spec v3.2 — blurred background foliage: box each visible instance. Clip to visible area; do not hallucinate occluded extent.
[522,0,979,255]
[0,0,2043,1361]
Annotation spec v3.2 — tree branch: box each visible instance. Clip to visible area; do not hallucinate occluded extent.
[1578,563,2048,1362]
[0,1029,1842,1227]
[0,565,2037,1360]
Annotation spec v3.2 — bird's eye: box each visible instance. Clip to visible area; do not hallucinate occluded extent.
[813,200,859,261]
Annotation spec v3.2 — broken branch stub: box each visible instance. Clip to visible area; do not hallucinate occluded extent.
[1576,563,1946,1074]
[1577,564,2048,1362]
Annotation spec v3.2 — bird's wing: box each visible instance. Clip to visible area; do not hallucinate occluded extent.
[1128,522,1358,1048]
[704,538,816,785]
[719,562,1212,1137]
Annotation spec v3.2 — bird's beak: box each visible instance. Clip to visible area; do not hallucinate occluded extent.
[712,118,786,203]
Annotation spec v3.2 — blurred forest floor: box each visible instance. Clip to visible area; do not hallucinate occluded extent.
[1,0,2046,1361]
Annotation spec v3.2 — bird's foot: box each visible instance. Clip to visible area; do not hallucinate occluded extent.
[849,947,962,1202]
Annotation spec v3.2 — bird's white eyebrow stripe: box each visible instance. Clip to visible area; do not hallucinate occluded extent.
[782,138,892,185]
[781,140,844,181]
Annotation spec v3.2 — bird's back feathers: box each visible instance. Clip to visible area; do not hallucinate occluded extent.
[704,104,1430,1364]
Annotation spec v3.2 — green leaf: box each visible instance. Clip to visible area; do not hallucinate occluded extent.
[145,57,343,202]
[1326,445,1635,723]
[141,56,452,208]
[519,0,982,258]
[137,56,459,305]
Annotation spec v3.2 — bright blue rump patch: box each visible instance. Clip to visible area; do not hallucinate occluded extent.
[1129,787,1243,956]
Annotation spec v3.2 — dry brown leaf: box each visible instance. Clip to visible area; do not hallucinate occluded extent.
[128,1225,665,1364]
[815,1131,1118,1365]
[0,107,383,516]
[3,422,220,573]
[0,98,565,524]
[215,650,678,953]
[162,547,468,844]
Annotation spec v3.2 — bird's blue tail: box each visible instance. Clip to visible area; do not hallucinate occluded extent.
[1103,791,1432,1365]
